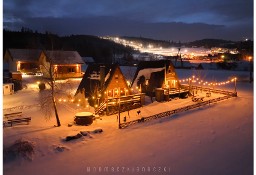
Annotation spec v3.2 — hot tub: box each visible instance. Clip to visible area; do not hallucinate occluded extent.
[74,112,95,125]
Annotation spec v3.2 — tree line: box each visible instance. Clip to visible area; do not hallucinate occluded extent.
[3,29,134,64]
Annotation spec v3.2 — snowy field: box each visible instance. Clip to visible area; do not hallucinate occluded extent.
[3,69,253,175]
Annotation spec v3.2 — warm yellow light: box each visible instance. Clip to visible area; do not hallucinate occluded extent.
[77,104,80,107]
[37,81,40,84]
[63,99,66,102]
[78,99,81,102]
[58,99,62,102]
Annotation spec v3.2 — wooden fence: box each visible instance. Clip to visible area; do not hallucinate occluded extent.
[119,87,237,129]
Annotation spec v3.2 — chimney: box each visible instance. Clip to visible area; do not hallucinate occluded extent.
[100,65,105,88]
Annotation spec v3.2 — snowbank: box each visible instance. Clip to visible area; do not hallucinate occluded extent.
[3,69,253,175]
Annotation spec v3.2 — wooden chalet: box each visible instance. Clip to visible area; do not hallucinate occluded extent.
[131,60,189,98]
[75,63,144,115]
[4,49,41,74]
[39,50,84,79]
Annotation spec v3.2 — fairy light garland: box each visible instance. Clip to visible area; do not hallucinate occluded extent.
[179,75,237,86]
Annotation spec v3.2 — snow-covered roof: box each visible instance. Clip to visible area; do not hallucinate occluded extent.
[173,60,192,68]
[200,63,218,70]
[82,57,95,63]
[75,64,122,96]
[44,50,84,64]
[5,49,42,62]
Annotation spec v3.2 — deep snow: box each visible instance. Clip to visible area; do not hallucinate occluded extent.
[2,69,253,175]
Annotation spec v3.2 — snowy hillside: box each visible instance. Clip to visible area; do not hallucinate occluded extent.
[3,69,253,175]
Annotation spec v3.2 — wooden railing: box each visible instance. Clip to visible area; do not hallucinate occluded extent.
[119,88,237,129]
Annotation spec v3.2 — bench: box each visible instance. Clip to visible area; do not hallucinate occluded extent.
[4,117,31,127]
[4,112,22,119]
[192,96,204,102]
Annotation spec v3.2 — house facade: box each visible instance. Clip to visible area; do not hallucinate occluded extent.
[75,64,144,115]
[39,50,84,79]
[131,60,181,94]
[4,49,41,74]
[76,63,131,99]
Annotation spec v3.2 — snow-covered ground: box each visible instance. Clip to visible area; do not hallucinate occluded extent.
[3,69,253,175]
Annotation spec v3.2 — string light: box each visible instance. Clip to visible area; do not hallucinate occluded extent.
[179,75,237,87]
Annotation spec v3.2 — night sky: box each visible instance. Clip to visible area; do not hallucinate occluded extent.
[3,0,253,42]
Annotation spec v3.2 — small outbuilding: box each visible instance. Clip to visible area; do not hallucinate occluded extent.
[4,49,41,74]
[39,50,84,79]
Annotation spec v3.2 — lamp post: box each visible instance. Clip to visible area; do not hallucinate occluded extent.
[249,56,253,83]
[234,78,237,93]
[118,97,121,129]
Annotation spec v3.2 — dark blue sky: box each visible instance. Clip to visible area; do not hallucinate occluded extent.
[3,0,253,42]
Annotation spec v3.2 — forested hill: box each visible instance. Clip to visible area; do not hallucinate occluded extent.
[3,30,134,64]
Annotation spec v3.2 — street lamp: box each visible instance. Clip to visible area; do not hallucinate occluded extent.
[248,56,253,83]
[118,97,121,129]
[234,78,237,93]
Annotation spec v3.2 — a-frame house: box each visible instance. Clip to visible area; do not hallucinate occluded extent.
[131,60,189,98]
[75,63,143,115]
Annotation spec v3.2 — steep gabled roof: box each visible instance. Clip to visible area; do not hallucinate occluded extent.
[44,50,84,64]
[131,60,172,87]
[6,49,42,62]
[75,63,119,97]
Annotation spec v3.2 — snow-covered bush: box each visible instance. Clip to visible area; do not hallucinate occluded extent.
[4,138,36,162]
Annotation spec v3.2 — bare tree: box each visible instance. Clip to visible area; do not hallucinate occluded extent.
[39,53,61,127]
